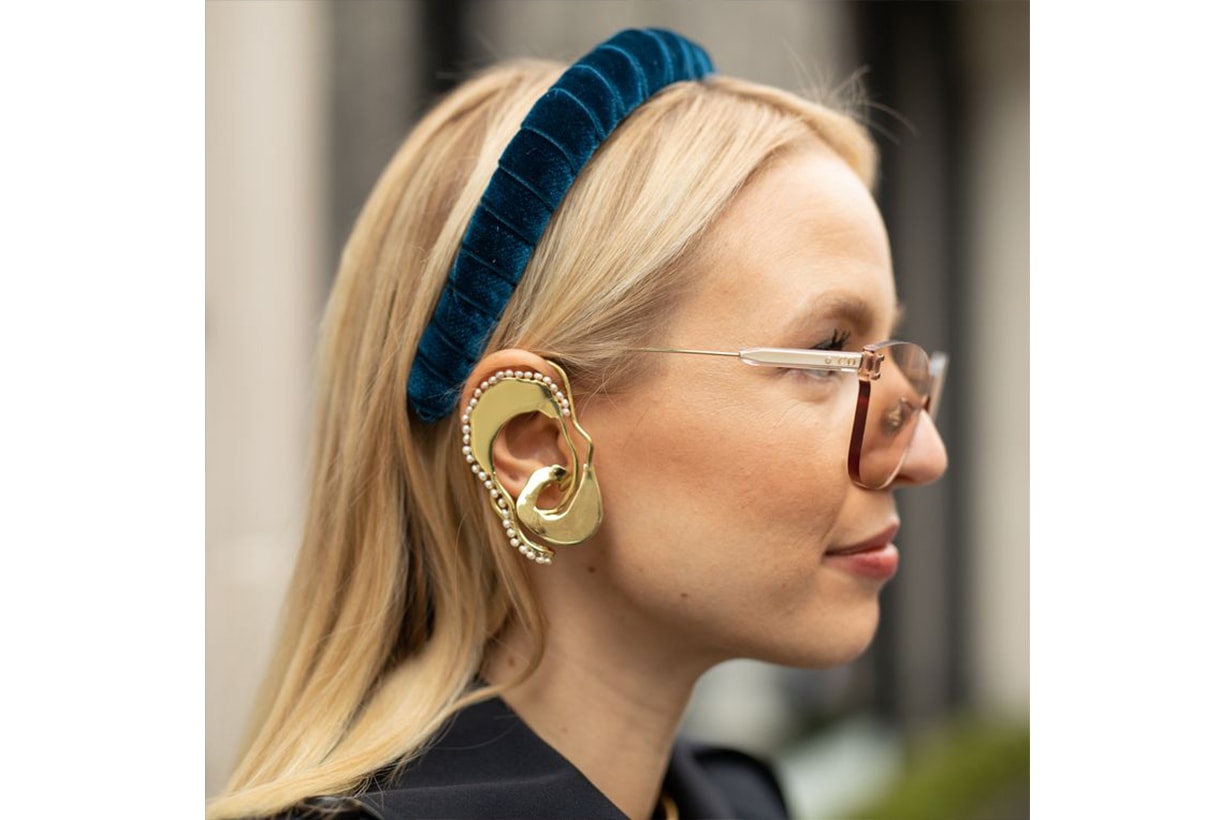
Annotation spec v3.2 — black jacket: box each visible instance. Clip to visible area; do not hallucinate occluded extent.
[278,695,788,819]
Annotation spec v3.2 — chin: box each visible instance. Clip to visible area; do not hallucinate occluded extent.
[757,604,883,669]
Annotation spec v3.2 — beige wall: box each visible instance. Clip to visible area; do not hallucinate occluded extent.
[205,0,329,797]
[962,1,1030,719]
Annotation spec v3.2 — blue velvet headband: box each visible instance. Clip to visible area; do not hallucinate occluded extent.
[407,27,715,424]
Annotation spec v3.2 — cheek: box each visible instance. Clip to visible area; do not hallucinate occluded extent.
[579,385,887,667]
[587,390,852,601]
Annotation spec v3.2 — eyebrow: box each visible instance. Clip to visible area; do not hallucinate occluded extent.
[780,293,905,344]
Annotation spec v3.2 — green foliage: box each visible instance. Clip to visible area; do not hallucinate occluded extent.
[843,717,1029,820]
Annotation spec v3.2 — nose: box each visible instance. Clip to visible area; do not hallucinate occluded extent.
[891,409,948,487]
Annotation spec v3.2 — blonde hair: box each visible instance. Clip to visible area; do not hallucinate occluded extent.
[208,58,876,820]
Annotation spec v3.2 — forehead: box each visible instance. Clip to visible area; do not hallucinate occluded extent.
[670,143,896,345]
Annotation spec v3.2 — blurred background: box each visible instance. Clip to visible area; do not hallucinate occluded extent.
[206,1,1028,817]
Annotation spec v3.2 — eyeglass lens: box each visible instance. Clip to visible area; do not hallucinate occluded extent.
[850,342,937,489]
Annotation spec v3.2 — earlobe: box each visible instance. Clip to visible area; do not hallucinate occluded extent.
[460,357,602,564]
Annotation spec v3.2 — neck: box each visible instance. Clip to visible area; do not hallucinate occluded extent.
[485,605,715,820]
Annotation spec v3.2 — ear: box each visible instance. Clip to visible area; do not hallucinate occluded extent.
[459,350,603,564]
[492,409,570,500]
[461,349,571,498]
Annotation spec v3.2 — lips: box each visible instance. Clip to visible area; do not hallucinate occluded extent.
[822,523,901,582]
[827,522,900,556]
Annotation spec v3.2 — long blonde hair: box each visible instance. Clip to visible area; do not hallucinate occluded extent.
[208,57,876,820]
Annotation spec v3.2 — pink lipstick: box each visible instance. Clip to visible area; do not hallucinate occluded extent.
[823,523,900,581]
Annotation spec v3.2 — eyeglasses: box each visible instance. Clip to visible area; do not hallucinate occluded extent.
[636,340,948,490]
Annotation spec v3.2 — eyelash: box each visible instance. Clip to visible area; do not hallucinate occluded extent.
[786,329,854,386]
[812,329,853,352]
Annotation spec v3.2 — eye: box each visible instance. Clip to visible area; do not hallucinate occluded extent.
[791,329,854,385]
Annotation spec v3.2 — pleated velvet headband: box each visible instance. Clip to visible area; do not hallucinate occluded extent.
[407,27,716,424]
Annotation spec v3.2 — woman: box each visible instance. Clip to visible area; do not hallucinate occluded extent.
[208,27,948,820]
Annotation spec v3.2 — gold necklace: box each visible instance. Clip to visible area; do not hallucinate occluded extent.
[658,791,679,820]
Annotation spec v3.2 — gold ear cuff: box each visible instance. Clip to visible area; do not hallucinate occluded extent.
[461,363,602,564]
